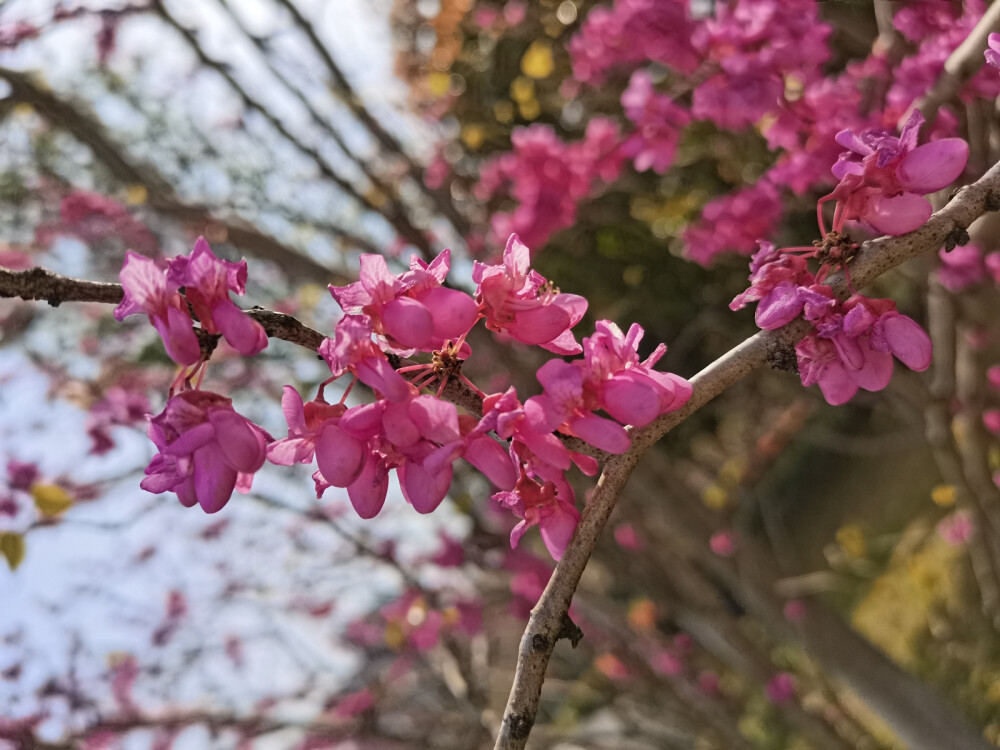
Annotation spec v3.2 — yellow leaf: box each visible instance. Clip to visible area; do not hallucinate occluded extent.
[701,484,728,510]
[509,76,535,104]
[32,483,74,517]
[518,98,541,121]
[521,40,554,79]
[461,124,486,150]
[931,484,957,508]
[836,523,866,559]
[0,533,25,571]
[125,184,148,205]
[426,72,451,98]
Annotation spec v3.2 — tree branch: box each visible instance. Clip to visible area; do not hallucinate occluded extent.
[0,65,359,284]
[147,0,435,259]
[270,0,471,237]
[0,265,486,415]
[493,158,1000,750]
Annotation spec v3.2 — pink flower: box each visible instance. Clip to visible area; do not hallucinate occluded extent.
[730,241,816,329]
[581,320,692,427]
[683,182,783,266]
[709,530,736,557]
[795,291,932,405]
[493,474,580,561]
[141,390,272,513]
[937,245,986,291]
[938,510,973,546]
[115,251,201,365]
[766,672,797,703]
[329,249,477,353]
[986,33,1000,69]
[167,237,267,357]
[621,70,690,174]
[983,409,1000,436]
[319,316,414,402]
[529,359,630,454]
[987,365,1000,390]
[473,234,587,354]
[823,110,968,236]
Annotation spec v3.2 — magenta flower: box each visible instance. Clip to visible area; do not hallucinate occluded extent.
[319,315,414,402]
[529,359,630,454]
[730,242,816,330]
[621,70,690,174]
[141,390,271,513]
[266,385,348,467]
[823,110,968,236]
[937,244,986,291]
[766,673,797,704]
[683,182,783,266]
[115,251,201,365]
[986,32,1000,69]
[167,237,268,357]
[794,292,932,405]
[329,249,478,352]
[581,321,692,427]
[493,474,580,561]
[473,234,587,354]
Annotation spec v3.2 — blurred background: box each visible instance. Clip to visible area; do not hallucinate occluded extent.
[1,0,1000,748]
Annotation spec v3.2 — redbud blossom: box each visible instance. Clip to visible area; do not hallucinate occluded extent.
[167,237,268,357]
[329,249,477,353]
[823,110,968,236]
[115,251,201,365]
[141,390,271,513]
[986,33,1000,69]
[473,234,588,355]
[493,475,580,561]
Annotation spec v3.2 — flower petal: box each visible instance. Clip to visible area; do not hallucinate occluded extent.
[315,424,365,487]
[399,461,452,514]
[211,300,268,356]
[864,192,932,236]
[899,139,969,194]
[882,314,933,371]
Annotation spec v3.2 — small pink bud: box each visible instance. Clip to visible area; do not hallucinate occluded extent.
[783,599,806,622]
[988,365,1000,390]
[983,409,1000,436]
[709,530,736,557]
[766,672,796,703]
[614,523,643,550]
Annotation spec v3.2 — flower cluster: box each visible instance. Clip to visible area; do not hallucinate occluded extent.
[819,110,968,236]
[270,237,689,558]
[115,237,268,365]
[116,238,273,512]
[117,232,690,559]
[474,121,623,250]
[731,111,962,404]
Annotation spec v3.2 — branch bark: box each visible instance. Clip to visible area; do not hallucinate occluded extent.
[493,158,1000,750]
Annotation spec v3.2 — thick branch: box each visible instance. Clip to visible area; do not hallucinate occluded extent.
[494,158,1000,750]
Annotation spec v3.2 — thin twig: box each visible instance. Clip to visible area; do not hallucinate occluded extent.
[0,65,358,284]
[146,0,433,259]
